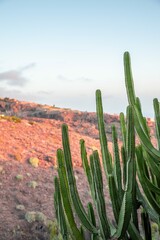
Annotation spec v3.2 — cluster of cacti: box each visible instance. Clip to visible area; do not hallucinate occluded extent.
[53,52,160,239]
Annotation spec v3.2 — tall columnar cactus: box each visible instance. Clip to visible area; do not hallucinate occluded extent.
[124,52,160,233]
[53,52,160,239]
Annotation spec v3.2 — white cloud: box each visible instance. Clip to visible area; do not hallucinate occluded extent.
[0,63,36,87]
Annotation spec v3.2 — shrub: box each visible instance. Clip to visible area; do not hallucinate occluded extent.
[29,157,39,167]
[0,115,21,123]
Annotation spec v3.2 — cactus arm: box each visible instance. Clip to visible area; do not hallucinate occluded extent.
[124,51,158,160]
[137,152,160,205]
[115,191,132,239]
[141,151,151,180]
[54,177,69,240]
[57,149,83,240]
[96,90,125,235]
[143,175,160,195]
[115,163,134,239]
[127,223,143,240]
[87,203,100,240]
[135,97,150,137]
[62,124,98,234]
[127,107,138,230]
[126,106,135,174]
[120,112,127,149]
[80,226,85,240]
[124,51,136,106]
[115,106,135,238]
[153,98,160,150]
[89,154,96,196]
[136,150,160,214]
[134,105,160,161]
[87,202,96,228]
[91,150,111,239]
[54,178,59,222]
[112,125,123,201]
[108,174,121,223]
[136,184,159,223]
[80,139,96,200]
[80,139,92,189]
[141,209,152,240]
[137,146,160,190]
[92,151,103,189]
[121,146,127,185]
[143,151,160,180]
[132,159,139,230]
[96,89,113,176]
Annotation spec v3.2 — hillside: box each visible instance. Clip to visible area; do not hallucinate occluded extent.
[0,97,155,240]
[0,97,124,167]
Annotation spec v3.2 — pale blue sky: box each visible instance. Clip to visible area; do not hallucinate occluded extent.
[0,0,160,116]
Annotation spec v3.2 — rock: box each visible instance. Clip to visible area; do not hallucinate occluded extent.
[25,211,36,223]
[16,205,25,210]
[44,155,54,163]
[0,165,3,173]
[0,165,5,174]
[29,157,39,167]
[15,174,23,180]
[26,173,31,177]
[28,181,38,189]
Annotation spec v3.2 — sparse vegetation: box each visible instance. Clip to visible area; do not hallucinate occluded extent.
[0,115,21,123]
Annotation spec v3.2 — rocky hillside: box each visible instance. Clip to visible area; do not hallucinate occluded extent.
[0,97,122,139]
[0,97,156,240]
[0,97,155,167]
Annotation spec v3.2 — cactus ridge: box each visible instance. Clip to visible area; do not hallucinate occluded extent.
[62,124,98,234]
[112,125,123,200]
[54,176,68,240]
[153,98,160,150]
[141,209,152,240]
[96,89,113,176]
[124,51,136,106]
[136,151,160,214]
[80,139,93,191]
[57,149,83,240]
[92,150,111,239]
[115,191,132,238]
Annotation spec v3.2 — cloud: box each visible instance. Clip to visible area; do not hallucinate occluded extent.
[37,90,54,95]
[57,75,70,82]
[20,63,36,71]
[57,75,94,82]
[0,62,36,87]
[77,77,93,82]
[0,70,28,86]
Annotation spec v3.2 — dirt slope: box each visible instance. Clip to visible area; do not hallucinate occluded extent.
[0,98,155,239]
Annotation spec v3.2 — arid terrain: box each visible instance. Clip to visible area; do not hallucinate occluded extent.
[0,98,155,239]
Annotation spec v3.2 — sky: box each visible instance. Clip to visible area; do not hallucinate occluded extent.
[0,0,160,116]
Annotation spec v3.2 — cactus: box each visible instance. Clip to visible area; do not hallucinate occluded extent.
[54,52,160,239]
